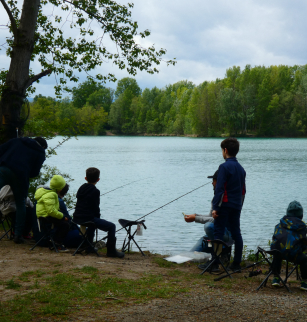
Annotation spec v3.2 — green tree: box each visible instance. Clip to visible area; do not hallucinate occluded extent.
[0,0,176,143]
[114,77,142,98]
[72,80,104,109]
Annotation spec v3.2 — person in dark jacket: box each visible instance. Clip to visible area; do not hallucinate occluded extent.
[212,137,246,271]
[0,137,47,243]
[270,201,307,290]
[73,167,124,258]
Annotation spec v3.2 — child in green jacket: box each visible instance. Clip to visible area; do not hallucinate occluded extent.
[35,175,69,252]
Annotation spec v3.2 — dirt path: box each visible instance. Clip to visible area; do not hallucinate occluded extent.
[1,239,307,321]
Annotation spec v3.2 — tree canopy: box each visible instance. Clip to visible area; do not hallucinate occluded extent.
[0,0,176,143]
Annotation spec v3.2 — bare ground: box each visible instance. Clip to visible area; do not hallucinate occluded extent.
[1,239,307,322]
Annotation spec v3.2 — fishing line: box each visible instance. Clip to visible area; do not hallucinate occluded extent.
[67,177,152,211]
[99,180,212,241]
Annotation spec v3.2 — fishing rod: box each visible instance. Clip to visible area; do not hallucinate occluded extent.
[68,177,152,211]
[99,180,212,241]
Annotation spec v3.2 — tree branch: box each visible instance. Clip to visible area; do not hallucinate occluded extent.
[0,0,18,37]
[24,69,52,89]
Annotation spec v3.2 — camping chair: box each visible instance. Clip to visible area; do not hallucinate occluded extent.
[0,211,15,241]
[71,220,100,257]
[256,247,300,292]
[30,217,58,252]
[200,238,233,278]
[118,219,147,256]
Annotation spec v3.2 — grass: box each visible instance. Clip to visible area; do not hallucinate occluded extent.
[0,266,188,322]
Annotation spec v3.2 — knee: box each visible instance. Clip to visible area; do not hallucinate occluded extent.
[204,222,214,234]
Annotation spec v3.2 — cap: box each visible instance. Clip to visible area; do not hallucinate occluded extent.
[207,170,218,180]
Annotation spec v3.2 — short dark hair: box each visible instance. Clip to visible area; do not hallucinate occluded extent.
[59,184,69,197]
[221,137,240,156]
[34,137,48,149]
[86,167,100,183]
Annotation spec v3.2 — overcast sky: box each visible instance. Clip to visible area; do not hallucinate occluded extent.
[1,0,307,97]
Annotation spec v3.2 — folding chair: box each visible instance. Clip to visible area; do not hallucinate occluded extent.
[71,220,100,257]
[256,247,300,292]
[0,211,15,241]
[118,219,147,256]
[200,238,233,278]
[30,217,58,253]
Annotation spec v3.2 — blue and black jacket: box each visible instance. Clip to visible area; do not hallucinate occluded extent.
[271,216,307,261]
[212,157,246,211]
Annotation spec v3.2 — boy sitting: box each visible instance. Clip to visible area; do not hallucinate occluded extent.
[270,200,307,291]
[73,167,124,258]
[35,175,70,252]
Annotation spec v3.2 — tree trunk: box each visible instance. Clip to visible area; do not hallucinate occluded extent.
[0,0,41,144]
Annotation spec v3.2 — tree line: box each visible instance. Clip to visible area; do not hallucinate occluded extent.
[27,64,307,137]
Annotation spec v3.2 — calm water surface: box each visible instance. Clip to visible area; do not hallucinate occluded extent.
[46,137,307,255]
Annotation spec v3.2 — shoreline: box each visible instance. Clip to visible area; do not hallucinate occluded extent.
[1,239,307,321]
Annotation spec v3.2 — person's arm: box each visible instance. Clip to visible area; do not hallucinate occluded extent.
[29,154,46,178]
[44,194,64,220]
[195,215,214,224]
[0,139,14,157]
[212,165,228,211]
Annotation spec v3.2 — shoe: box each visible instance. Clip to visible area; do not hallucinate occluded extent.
[56,245,69,252]
[198,260,219,272]
[228,262,241,272]
[106,237,125,258]
[272,277,282,287]
[23,234,33,240]
[14,235,25,244]
[300,281,307,291]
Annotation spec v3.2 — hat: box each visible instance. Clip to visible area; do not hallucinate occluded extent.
[286,201,303,219]
[207,170,218,180]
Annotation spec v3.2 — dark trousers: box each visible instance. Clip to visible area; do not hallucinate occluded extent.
[272,252,307,280]
[214,207,243,264]
[0,166,26,236]
[45,217,70,244]
[87,217,116,243]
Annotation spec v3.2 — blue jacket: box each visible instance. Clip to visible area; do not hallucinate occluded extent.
[212,157,246,211]
[271,216,307,261]
[0,138,46,197]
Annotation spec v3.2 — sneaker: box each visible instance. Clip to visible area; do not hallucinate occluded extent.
[272,277,281,287]
[56,245,69,252]
[23,234,33,240]
[198,260,219,272]
[300,281,307,291]
[14,235,25,244]
[228,262,241,272]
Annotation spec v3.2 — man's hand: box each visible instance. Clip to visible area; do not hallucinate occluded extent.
[184,214,196,223]
[212,210,218,219]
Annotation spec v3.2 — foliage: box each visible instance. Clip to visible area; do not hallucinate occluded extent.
[28,164,76,209]
[1,0,176,96]
[26,64,307,138]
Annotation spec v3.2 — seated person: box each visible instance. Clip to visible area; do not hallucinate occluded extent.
[35,175,70,252]
[270,200,307,291]
[185,170,232,270]
[0,185,35,239]
[73,167,124,258]
[57,183,83,248]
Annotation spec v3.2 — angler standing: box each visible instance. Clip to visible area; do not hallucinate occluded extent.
[212,137,246,272]
[0,137,47,243]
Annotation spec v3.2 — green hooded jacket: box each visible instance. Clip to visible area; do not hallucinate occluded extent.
[35,175,66,220]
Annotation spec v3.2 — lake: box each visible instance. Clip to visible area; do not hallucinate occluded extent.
[46,136,307,255]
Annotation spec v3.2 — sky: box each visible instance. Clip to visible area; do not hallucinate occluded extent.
[1,0,307,97]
